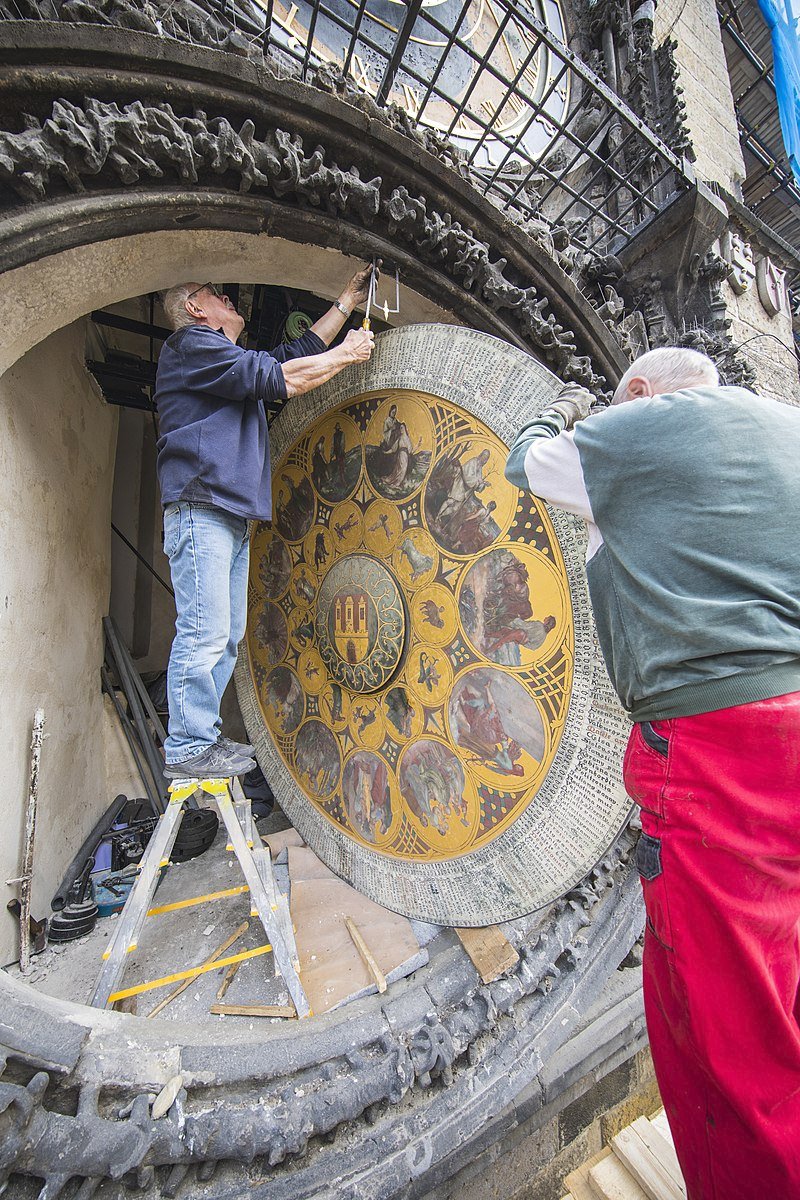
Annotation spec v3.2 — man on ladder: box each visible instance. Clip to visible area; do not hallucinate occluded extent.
[156,266,374,780]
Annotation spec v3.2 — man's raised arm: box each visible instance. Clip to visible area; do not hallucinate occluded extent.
[505,382,596,523]
[280,328,374,397]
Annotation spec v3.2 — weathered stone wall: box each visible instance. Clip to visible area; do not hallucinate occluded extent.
[654,0,745,193]
[654,0,799,402]
[0,320,117,963]
[725,279,798,405]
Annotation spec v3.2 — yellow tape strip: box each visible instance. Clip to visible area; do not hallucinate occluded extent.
[146,884,249,917]
[107,943,272,1002]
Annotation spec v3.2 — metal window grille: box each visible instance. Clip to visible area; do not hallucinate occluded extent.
[138,0,693,254]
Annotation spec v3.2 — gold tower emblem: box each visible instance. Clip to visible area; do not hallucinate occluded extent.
[333,591,370,663]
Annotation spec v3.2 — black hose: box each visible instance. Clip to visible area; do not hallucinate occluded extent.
[51,793,129,911]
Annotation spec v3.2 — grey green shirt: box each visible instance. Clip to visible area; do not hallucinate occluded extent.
[505,385,800,722]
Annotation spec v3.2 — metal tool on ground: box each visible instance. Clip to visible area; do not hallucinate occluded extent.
[90,776,311,1017]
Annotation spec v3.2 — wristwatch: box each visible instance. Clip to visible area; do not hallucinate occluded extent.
[334,299,352,317]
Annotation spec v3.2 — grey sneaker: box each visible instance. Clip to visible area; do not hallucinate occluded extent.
[218,735,255,756]
[164,743,256,780]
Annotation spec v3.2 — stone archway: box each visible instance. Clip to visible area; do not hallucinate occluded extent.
[0,23,642,1198]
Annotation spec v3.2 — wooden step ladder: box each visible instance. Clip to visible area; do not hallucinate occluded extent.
[90,776,310,1018]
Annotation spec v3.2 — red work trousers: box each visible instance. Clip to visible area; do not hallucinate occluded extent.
[623,692,800,1200]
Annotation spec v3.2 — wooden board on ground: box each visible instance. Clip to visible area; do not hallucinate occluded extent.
[288,845,338,881]
[291,878,424,1015]
[210,1003,295,1018]
[612,1118,686,1200]
[589,1152,649,1200]
[455,925,519,983]
[262,827,305,857]
[648,1110,673,1144]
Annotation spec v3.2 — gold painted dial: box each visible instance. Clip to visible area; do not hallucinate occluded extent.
[247,387,574,862]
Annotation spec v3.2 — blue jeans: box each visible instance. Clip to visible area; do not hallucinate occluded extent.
[163,502,250,765]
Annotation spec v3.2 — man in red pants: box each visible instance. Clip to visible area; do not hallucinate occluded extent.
[505,347,800,1199]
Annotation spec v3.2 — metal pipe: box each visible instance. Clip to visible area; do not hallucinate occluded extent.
[51,792,130,912]
[376,0,425,106]
[101,665,163,817]
[104,619,167,812]
[112,523,175,599]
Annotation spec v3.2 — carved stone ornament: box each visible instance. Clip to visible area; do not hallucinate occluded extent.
[756,254,790,318]
[720,228,756,296]
[0,95,609,391]
[235,324,632,925]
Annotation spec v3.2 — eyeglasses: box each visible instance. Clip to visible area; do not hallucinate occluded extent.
[186,282,221,302]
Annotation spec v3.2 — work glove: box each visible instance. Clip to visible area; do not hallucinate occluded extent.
[547,383,595,429]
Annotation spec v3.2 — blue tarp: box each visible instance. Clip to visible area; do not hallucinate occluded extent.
[757,0,800,186]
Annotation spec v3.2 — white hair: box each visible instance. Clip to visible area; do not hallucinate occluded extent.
[162,283,202,331]
[612,347,719,404]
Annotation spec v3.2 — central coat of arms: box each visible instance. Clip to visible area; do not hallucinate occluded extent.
[332,591,370,663]
[316,555,406,693]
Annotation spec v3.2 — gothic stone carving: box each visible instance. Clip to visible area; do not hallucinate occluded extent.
[0,834,640,1197]
[0,96,607,389]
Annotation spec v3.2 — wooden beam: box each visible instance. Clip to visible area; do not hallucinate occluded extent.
[146,922,249,1018]
[210,1004,296,1019]
[215,959,241,1002]
[455,925,519,983]
[589,1152,649,1199]
[612,1119,686,1200]
[345,916,387,993]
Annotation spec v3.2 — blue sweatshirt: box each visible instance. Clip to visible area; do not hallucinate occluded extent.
[506,386,800,721]
[155,324,326,521]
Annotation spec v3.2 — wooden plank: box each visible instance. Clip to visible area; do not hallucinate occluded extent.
[210,1004,296,1019]
[146,921,249,1018]
[648,1110,673,1145]
[215,959,241,1001]
[345,917,387,993]
[612,1120,686,1200]
[589,1153,649,1200]
[629,1117,684,1193]
[564,1148,613,1200]
[454,925,520,983]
